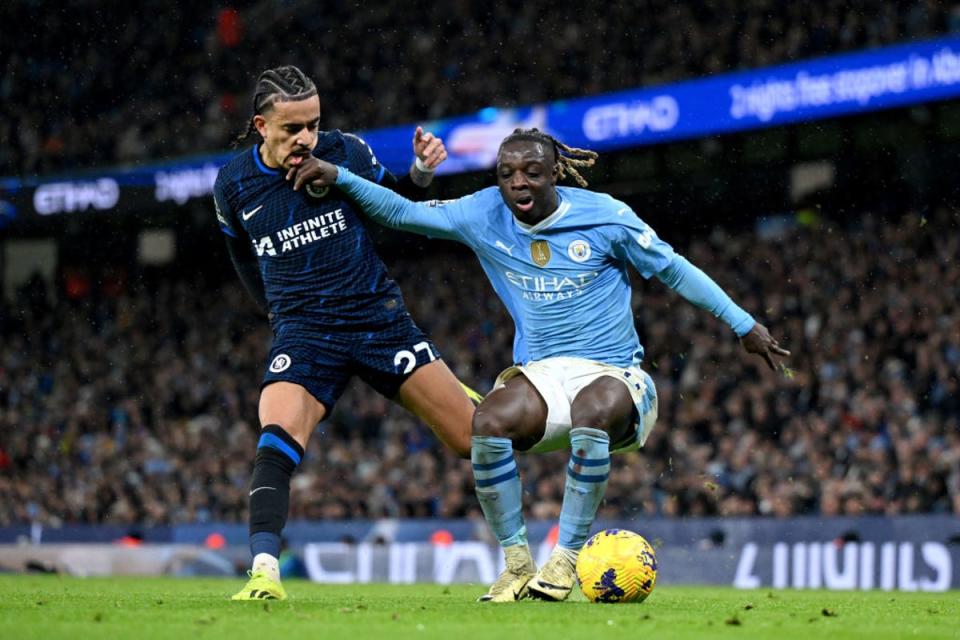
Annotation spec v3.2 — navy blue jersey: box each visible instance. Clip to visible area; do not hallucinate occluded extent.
[214,131,405,328]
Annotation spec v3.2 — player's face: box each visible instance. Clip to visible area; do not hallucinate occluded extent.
[496,140,559,224]
[254,95,321,169]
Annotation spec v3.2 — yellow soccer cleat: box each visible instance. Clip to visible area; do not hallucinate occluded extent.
[231,570,288,601]
[478,544,536,603]
[525,550,578,601]
[461,382,485,407]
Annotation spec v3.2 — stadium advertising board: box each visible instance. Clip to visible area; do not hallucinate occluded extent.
[297,539,956,591]
[0,159,231,226]
[2,515,957,590]
[3,36,960,224]
[362,35,960,174]
[294,515,959,590]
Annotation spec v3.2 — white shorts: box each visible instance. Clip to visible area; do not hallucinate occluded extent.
[493,356,658,454]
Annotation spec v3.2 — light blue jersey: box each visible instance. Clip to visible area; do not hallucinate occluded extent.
[335,168,755,368]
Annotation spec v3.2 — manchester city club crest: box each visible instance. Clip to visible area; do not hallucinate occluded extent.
[305,183,330,199]
[530,240,551,267]
[567,239,592,263]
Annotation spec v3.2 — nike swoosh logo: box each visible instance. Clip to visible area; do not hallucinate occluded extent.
[242,205,264,221]
[534,581,568,590]
[249,486,277,496]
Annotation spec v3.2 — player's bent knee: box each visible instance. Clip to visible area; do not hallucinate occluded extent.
[472,406,521,441]
[259,382,326,448]
[471,376,547,446]
[472,407,504,438]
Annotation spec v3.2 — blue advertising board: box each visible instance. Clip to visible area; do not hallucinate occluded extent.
[362,35,960,175]
[3,36,960,221]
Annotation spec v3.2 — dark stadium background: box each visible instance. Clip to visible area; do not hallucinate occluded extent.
[1,1,959,588]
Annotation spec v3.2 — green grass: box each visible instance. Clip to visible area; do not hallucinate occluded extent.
[1,576,957,640]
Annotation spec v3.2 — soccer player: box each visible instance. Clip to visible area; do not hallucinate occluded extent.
[288,127,790,602]
[215,65,480,601]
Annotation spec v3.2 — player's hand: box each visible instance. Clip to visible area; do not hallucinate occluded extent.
[287,156,339,191]
[740,322,791,371]
[413,126,447,170]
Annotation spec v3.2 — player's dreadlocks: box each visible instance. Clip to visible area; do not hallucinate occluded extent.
[233,65,318,147]
[499,128,599,187]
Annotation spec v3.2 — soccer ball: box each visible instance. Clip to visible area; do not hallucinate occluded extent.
[576,529,658,603]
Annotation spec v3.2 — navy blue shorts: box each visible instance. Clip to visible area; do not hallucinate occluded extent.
[262,315,440,411]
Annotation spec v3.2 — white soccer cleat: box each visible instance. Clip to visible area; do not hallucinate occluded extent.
[524,550,578,601]
[478,544,537,603]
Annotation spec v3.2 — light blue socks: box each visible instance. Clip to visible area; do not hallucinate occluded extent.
[472,435,527,547]
[558,427,610,549]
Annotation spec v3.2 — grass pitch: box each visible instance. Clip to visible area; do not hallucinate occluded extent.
[1,576,956,640]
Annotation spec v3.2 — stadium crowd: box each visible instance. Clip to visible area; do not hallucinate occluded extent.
[3,0,959,175]
[1,207,958,526]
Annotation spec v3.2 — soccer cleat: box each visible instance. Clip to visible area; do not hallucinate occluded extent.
[478,544,536,603]
[230,570,288,601]
[525,551,578,601]
[461,382,485,407]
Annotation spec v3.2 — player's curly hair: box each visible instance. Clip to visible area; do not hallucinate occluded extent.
[233,65,318,147]
[499,128,599,187]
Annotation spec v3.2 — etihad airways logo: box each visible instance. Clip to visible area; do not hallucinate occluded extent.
[34,179,119,215]
[504,270,599,301]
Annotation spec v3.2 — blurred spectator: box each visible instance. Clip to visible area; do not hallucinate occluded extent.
[2,0,955,175]
[1,207,958,525]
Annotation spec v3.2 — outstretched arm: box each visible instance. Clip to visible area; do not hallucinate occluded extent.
[287,157,465,241]
[656,255,755,334]
[656,255,790,370]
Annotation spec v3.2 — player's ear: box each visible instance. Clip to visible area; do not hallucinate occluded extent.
[551,163,559,185]
[253,115,268,139]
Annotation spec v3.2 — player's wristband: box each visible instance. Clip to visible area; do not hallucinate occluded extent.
[414,157,435,174]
